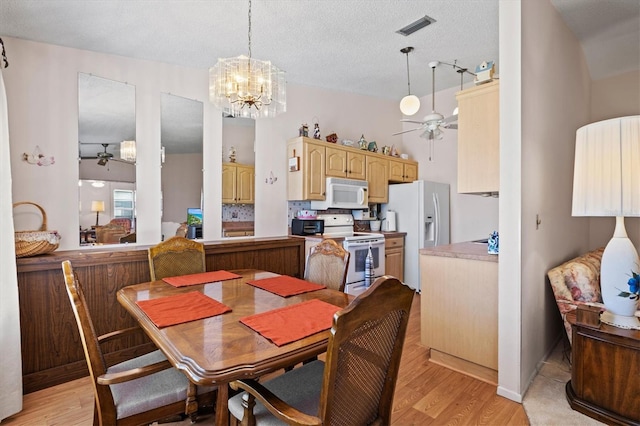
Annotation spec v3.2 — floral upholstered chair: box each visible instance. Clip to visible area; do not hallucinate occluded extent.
[547,247,605,344]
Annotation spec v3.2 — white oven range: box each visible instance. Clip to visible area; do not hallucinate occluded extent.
[316,214,385,296]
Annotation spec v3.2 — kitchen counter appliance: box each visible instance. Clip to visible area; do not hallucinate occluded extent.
[291,218,324,236]
[317,214,385,296]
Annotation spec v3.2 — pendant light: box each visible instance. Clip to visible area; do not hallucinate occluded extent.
[399,47,420,116]
[209,0,286,118]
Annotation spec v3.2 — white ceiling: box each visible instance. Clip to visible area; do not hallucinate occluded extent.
[3,0,637,102]
[1,0,638,157]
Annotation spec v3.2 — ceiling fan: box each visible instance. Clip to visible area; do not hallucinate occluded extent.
[393,61,458,140]
[79,142,132,166]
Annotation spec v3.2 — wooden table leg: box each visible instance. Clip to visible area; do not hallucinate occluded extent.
[215,383,229,426]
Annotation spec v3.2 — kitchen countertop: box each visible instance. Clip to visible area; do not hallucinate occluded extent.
[379,231,406,238]
[420,242,498,262]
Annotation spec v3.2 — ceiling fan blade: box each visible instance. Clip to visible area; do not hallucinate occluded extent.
[392,127,423,136]
[400,119,426,124]
[447,124,458,130]
[443,114,458,124]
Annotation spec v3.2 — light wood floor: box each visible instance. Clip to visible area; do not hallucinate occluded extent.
[2,294,529,425]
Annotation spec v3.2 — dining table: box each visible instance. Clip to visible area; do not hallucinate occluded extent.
[117,268,353,426]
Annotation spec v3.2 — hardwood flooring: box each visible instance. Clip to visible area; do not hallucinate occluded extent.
[2,294,529,425]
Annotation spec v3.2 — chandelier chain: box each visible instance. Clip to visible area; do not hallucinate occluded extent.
[248,0,252,59]
[405,52,411,95]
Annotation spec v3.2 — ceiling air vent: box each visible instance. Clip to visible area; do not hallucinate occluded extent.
[396,15,436,36]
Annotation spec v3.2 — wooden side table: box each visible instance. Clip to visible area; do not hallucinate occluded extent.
[566,308,640,425]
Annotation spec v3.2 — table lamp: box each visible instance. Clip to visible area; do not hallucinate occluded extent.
[91,200,105,228]
[572,115,640,328]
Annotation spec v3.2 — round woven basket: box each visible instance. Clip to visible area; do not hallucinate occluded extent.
[13,202,61,258]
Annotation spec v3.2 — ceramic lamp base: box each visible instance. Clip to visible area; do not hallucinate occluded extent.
[601,311,640,330]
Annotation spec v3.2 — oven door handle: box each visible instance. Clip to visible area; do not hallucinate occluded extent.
[345,240,384,249]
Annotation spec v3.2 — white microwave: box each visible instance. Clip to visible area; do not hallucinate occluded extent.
[310,177,368,210]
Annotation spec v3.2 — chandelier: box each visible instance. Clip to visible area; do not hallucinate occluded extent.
[209,0,286,119]
[120,140,136,162]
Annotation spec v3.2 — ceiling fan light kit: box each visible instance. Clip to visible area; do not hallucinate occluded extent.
[399,47,420,116]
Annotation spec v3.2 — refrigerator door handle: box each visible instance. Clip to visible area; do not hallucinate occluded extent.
[433,193,440,246]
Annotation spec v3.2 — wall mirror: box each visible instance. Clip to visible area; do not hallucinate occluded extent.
[221,115,255,237]
[160,93,203,241]
[78,73,136,246]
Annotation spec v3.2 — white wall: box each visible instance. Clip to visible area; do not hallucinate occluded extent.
[518,0,593,397]
[4,36,221,249]
[161,153,203,223]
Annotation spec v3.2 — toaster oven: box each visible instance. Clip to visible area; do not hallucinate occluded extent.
[291,218,324,236]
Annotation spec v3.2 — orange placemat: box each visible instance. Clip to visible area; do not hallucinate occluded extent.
[240,299,341,346]
[136,291,231,328]
[246,275,326,297]
[162,270,242,287]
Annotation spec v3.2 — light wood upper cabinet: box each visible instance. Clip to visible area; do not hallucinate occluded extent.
[456,80,499,194]
[288,136,417,201]
[326,146,366,180]
[287,137,325,201]
[389,159,418,183]
[222,163,255,204]
[366,156,388,203]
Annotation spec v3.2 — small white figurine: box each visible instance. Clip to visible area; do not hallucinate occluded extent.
[228,146,237,163]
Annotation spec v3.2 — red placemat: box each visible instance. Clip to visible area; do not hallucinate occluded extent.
[246,275,325,297]
[162,270,242,287]
[136,291,231,328]
[240,299,341,346]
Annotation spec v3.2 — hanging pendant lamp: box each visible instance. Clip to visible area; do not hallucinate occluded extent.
[399,47,420,116]
[209,0,286,119]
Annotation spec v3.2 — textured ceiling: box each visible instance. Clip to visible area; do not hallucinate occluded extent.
[1,0,637,98]
[2,0,638,157]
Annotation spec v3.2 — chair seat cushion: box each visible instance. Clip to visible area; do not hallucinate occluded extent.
[107,350,218,419]
[228,360,325,425]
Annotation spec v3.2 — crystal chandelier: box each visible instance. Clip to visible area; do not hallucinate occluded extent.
[209,0,286,119]
[120,140,136,162]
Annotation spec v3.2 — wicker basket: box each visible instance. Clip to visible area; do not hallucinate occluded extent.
[13,202,61,258]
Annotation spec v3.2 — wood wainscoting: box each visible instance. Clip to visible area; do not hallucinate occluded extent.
[16,236,305,394]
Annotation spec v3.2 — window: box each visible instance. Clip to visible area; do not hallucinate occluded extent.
[113,189,135,220]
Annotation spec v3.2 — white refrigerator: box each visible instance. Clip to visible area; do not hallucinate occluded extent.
[381,180,450,292]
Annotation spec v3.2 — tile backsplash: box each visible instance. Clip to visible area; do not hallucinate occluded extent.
[222,204,255,221]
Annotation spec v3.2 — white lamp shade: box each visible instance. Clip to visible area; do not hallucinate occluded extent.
[572,115,640,217]
[400,95,420,116]
[91,200,105,213]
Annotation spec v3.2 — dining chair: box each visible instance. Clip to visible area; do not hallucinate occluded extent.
[148,236,206,281]
[304,239,350,292]
[228,275,414,425]
[61,260,215,425]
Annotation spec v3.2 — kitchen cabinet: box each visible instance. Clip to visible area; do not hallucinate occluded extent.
[388,159,418,183]
[384,235,405,281]
[420,243,498,384]
[287,137,326,201]
[287,136,417,202]
[456,80,499,194]
[326,146,366,180]
[222,163,255,204]
[224,230,254,237]
[366,156,389,203]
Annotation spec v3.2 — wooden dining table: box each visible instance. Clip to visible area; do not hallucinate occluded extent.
[117,268,352,426]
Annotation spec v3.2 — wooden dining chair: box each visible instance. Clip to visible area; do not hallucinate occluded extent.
[304,239,350,292]
[148,236,206,281]
[61,260,214,425]
[228,276,414,426]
